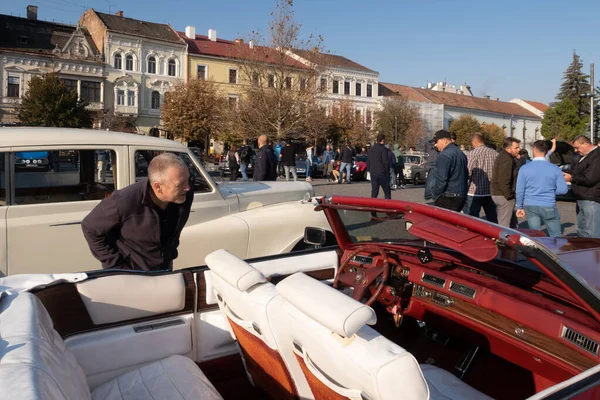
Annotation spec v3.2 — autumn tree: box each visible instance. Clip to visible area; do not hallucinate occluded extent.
[541,98,588,141]
[448,115,481,147]
[556,51,591,117]
[161,79,227,155]
[374,97,426,146]
[326,99,370,146]
[233,0,327,140]
[479,123,505,148]
[17,72,92,128]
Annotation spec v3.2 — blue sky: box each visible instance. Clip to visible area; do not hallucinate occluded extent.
[3,0,599,104]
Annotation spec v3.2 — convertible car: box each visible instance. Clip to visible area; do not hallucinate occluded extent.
[0,196,598,399]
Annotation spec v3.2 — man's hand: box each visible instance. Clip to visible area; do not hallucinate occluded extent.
[516,209,525,218]
[563,172,572,183]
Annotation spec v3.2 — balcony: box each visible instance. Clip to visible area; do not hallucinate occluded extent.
[85,102,104,111]
[1,97,22,105]
[114,105,138,116]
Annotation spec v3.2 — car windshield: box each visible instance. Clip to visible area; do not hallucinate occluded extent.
[404,155,421,164]
[355,156,368,162]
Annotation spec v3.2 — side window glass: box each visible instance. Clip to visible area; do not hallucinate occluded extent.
[14,150,116,205]
[134,150,211,193]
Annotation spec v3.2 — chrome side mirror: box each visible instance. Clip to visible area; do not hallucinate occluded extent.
[304,227,327,247]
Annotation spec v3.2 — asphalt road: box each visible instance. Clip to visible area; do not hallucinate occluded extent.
[310,178,579,237]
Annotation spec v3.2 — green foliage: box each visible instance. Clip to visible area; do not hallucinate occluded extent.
[374,97,426,146]
[480,123,505,149]
[556,51,591,117]
[17,73,92,128]
[448,115,481,147]
[541,98,588,141]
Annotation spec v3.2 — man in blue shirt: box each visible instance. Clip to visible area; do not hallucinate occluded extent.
[516,140,568,237]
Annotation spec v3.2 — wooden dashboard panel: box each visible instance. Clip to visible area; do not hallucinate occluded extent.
[412,287,598,372]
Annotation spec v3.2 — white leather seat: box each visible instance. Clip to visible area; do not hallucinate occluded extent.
[0,292,222,400]
[270,272,491,400]
[206,249,308,399]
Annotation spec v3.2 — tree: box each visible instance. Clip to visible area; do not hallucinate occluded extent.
[448,115,481,147]
[479,123,505,148]
[234,0,327,140]
[17,72,92,128]
[327,99,369,146]
[541,98,588,141]
[556,51,591,117]
[374,97,426,146]
[161,78,227,154]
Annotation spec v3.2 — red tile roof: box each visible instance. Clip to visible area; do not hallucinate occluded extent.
[523,100,549,113]
[379,82,538,118]
[177,32,307,69]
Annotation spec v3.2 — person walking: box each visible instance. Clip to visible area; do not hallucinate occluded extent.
[225,144,240,181]
[563,135,600,237]
[254,134,278,181]
[367,133,391,200]
[338,141,355,184]
[386,144,397,189]
[465,133,498,223]
[516,140,568,237]
[280,141,298,181]
[491,137,521,228]
[81,153,193,271]
[322,145,335,182]
[305,144,314,182]
[238,139,252,181]
[429,130,468,211]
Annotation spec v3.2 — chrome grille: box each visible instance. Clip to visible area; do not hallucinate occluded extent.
[449,282,476,299]
[352,255,373,265]
[421,273,446,288]
[561,326,599,356]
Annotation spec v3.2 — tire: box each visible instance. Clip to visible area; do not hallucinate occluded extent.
[413,173,420,186]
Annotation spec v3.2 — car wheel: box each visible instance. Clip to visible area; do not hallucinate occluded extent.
[413,173,420,186]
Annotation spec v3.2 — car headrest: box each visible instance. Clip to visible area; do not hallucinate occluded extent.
[276,272,376,338]
[205,249,266,292]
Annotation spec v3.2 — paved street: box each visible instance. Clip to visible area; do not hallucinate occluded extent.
[310,178,579,237]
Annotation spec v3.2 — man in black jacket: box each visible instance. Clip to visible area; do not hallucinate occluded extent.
[81,153,193,271]
[337,140,355,184]
[563,135,600,237]
[491,137,521,228]
[367,133,391,200]
[429,130,468,211]
[254,134,277,181]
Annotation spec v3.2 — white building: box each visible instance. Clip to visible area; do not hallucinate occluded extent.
[79,9,187,134]
[508,99,549,119]
[424,81,473,96]
[0,6,105,126]
[290,50,380,131]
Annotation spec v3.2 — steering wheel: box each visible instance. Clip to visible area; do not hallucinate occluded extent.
[333,244,390,306]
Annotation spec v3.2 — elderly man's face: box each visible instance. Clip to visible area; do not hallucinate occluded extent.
[155,166,190,204]
[573,140,594,156]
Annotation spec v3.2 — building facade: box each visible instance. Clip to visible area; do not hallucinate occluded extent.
[79,9,187,134]
[0,6,105,125]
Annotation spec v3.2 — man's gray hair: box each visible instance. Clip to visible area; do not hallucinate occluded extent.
[148,153,187,184]
[573,135,592,145]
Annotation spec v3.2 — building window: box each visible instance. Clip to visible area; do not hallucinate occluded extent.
[117,89,125,105]
[61,78,78,94]
[333,80,339,94]
[284,76,292,89]
[228,95,239,109]
[81,81,100,103]
[125,55,134,71]
[320,78,327,92]
[344,81,350,95]
[366,111,372,126]
[366,84,372,97]
[148,57,156,74]
[356,82,362,96]
[197,65,206,80]
[114,54,122,69]
[300,78,307,90]
[252,72,260,85]
[229,69,238,84]
[355,110,361,122]
[7,76,20,97]
[268,74,275,88]
[168,59,176,76]
[151,91,160,109]
[127,90,135,106]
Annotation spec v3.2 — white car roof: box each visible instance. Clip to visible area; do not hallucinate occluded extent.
[0,127,187,150]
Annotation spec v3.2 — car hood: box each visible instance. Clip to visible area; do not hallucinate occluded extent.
[218,181,314,212]
[535,237,600,293]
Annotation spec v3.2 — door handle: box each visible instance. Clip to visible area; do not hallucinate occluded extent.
[49,221,82,227]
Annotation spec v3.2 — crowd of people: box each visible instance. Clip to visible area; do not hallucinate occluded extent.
[424,129,600,238]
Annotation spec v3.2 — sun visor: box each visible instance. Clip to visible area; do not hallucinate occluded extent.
[405,213,498,262]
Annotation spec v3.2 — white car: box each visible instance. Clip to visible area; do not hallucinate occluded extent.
[0,127,333,276]
[403,152,429,185]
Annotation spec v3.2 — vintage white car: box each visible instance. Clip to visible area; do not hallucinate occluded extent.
[0,127,333,276]
[403,152,430,185]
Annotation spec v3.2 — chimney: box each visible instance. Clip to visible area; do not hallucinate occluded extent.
[427,82,433,89]
[484,95,490,100]
[208,29,217,42]
[495,97,499,101]
[115,10,123,17]
[249,40,254,49]
[185,25,196,39]
[26,5,38,20]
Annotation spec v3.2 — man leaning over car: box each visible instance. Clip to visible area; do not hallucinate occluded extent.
[81,153,193,271]
[563,135,600,238]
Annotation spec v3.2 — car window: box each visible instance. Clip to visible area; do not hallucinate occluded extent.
[134,150,211,193]
[14,149,116,205]
[404,156,421,164]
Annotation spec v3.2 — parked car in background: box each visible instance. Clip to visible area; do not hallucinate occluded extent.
[15,151,49,171]
[403,152,430,185]
[296,154,325,178]
[352,155,368,180]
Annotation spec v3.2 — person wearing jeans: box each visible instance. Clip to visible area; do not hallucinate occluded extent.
[338,141,355,184]
[465,133,498,223]
[516,140,568,237]
[563,135,600,237]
